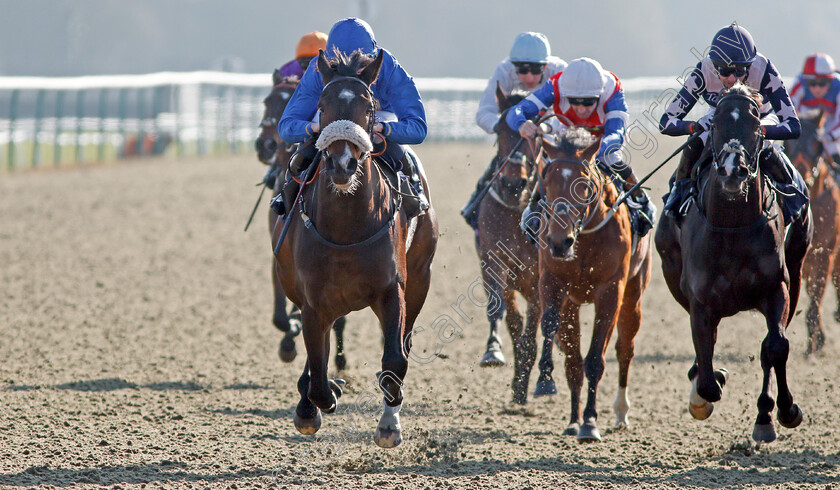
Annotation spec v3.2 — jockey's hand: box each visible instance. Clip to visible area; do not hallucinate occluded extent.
[309,122,320,134]
[696,111,714,132]
[518,120,541,139]
[373,122,384,134]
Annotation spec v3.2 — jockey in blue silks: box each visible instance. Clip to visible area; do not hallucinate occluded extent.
[790,52,840,168]
[506,57,657,239]
[277,17,429,218]
[659,22,807,225]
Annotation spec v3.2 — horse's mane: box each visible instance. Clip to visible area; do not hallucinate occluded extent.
[508,90,528,105]
[555,127,594,156]
[720,82,762,105]
[323,48,374,77]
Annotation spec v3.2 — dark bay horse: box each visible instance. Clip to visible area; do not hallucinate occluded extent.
[474,84,543,405]
[273,49,438,448]
[255,70,346,367]
[785,110,840,354]
[655,84,812,443]
[532,127,652,441]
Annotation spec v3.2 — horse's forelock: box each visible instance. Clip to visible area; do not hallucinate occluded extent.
[720,82,762,106]
[325,48,374,77]
[556,127,594,156]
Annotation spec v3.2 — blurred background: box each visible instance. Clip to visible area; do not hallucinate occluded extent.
[2,0,839,170]
[3,0,838,77]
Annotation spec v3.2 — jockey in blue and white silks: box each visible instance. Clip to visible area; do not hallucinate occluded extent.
[790,52,840,167]
[277,17,429,217]
[659,22,806,225]
[507,57,656,238]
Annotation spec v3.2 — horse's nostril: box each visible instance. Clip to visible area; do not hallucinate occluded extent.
[562,237,575,250]
[717,166,727,177]
[265,140,277,152]
[737,166,748,178]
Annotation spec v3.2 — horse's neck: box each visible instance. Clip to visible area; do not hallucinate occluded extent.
[702,171,766,228]
[312,160,391,238]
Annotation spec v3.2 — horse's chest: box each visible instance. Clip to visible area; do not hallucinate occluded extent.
[686,245,784,308]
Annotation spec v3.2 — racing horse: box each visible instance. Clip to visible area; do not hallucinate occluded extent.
[474,83,544,405]
[531,127,652,441]
[255,70,347,368]
[273,49,438,447]
[785,109,840,354]
[655,83,812,443]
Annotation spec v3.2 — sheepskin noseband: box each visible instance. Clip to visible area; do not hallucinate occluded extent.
[315,120,373,153]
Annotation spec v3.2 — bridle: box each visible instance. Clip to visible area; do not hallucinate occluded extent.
[711,93,764,181]
[538,156,605,238]
[259,82,298,151]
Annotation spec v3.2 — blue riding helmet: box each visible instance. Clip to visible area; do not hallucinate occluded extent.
[325,17,378,58]
[509,32,551,64]
[709,23,756,65]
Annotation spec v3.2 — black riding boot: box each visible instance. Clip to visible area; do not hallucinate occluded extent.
[263,164,281,189]
[288,134,318,175]
[271,134,318,217]
[460,156,500,229]
[398,150,430,219]
[520,190,542,245]
[663,136,705,220]
[759,146,809,225]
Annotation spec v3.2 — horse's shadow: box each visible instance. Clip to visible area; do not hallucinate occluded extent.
[0,462,275,488]
[4,378,274,392]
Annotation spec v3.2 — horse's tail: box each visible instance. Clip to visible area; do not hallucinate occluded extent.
[784,206,814,325]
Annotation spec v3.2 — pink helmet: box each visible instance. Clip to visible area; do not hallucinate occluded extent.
[802,53,836,78]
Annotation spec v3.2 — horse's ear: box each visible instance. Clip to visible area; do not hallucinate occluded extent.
[272,68,283,86]
[316,49,334,84]
[579,139,600,163]
[359,49,384,87]
[495,81,507,110]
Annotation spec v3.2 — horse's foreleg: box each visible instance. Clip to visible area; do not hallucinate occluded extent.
[688,302,724,420]
[511,295,540,405]
[372,285,408,448]
[534,300,563,399]
[273,260,301,363]
[803,249,831,354]
[551,301,582,434]
[332,316,347,371]
[293,361,321,435]
[301,308,339,414]
[754,284,801,443]
[479,278,507,367]
[613,283,644,430]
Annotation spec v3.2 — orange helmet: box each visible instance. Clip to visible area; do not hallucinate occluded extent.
[296,31,328,59]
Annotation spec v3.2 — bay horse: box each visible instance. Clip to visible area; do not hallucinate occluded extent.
[255,70,347,368]
[272,49,438,448]
[785,110,840,354]
[531,127,652,441]
[474,83,543,405]
[654,83,813,443]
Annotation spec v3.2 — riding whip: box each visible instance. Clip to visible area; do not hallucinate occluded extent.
[460,136,526,218]
[243,182,269,232]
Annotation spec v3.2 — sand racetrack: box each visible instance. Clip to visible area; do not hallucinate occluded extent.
[1,140,840,489]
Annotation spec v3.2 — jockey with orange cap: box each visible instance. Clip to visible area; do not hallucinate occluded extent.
[505,57,656,239]
[279,31,328,79]
[790,53,840,167]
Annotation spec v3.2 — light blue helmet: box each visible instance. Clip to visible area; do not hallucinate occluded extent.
[509,32,550,64]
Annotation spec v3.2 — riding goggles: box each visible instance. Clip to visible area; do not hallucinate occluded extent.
[806,78,831,88]
[514,63,545,75]
[713,61,751,78]
[568,97,599,107]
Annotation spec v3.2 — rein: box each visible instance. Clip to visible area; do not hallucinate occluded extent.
[538,157,606,236]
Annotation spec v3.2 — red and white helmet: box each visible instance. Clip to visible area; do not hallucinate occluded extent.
[802,53,836,78]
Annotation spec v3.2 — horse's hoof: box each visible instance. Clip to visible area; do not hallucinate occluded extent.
[778,403,803,429]
[533,379,557,398]
[752,423,777,443]
[614,418,630,430]
[374,427,402,448]
[689,401,714,420]
[511,392,528,406]
[480,349,505,367]
[563,423,580,436]
[294,410,322,435]
[578,421,601,442]
[329,379,346,399]
[278,334,297,363]
[335,354,347,371]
